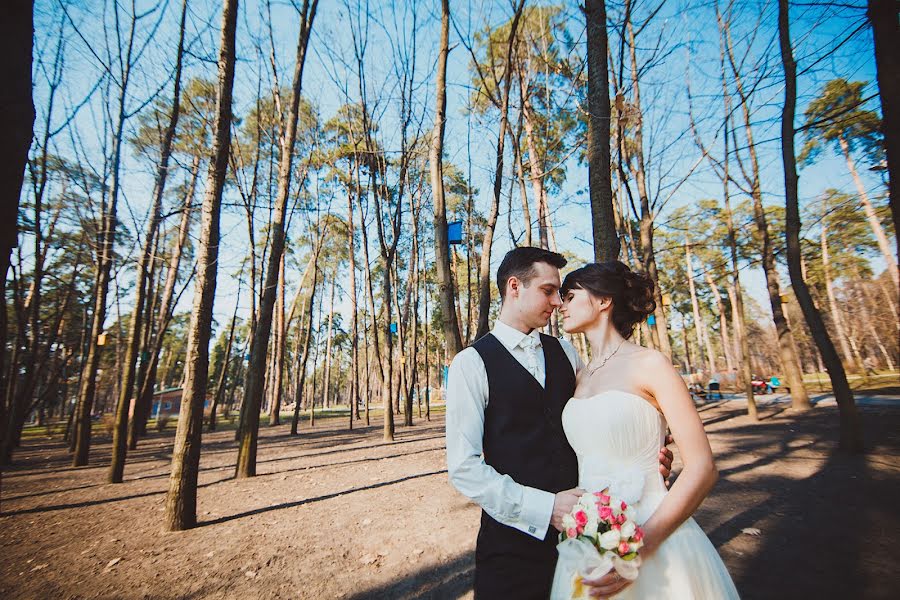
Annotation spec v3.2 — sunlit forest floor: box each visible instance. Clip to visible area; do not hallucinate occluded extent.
[2,396,898,599]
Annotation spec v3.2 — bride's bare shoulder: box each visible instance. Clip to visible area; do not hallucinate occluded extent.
[630,345,676,371]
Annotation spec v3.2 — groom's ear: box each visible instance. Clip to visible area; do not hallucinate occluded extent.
[506,276,520,298]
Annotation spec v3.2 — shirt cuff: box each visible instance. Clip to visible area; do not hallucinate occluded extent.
[518,486,556,540]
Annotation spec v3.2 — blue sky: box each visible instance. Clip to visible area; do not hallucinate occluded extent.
[29,0,890,339]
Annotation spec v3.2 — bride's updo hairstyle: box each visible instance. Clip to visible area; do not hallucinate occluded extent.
[560,261,656,339]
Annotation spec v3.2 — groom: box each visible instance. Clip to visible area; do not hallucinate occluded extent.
[446,247,672,599]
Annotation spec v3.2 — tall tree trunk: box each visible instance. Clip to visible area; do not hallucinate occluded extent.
[309,274,326,428]
[704,273,735,372]
[129,160,198,449]
[430,0,463,357]
[475,0,525,341]
[722,6,810,409]
[291,258,319,436]
[0,0,35,445]
[868,0,900,265]
[838,136,898,287]
[820,223,863,373]
[268,253,286,425]
[236,0,318,477]
[778,0,861,452]
[585,0,617,261]
[73,4,140,466]
[626,19,671,358]
[347,186,360,422]
[517,72,549,249]
[322,275,336,411]
[716,30,756,418]
[510,112,533,247]
[164,0,239,531]
[685,242,716,375]
[209,285,240,432]
[110,0,187,482]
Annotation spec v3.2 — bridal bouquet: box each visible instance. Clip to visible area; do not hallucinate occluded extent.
[557,489,644,597]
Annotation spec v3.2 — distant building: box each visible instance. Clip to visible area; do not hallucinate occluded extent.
[150,387,211,418]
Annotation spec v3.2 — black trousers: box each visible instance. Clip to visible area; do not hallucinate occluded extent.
[474,512,558,600]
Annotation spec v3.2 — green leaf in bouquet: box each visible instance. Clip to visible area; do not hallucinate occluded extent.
[622,552,638,561]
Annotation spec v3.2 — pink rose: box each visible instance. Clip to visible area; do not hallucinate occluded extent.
[633,528,644,542]
[617,514,626,524]
[612,523,621,531]
[595,492,611,504]
[574,510,588,527]
[599,506,613,520]
[567,527,577,538]
[621,500,628,511]
[619,541,630,555]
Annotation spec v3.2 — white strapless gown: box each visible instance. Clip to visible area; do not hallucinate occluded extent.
[550,391,740,599]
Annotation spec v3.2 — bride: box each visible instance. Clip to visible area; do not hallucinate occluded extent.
[551,261,739,599]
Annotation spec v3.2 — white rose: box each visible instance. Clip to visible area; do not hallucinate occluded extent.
[625,506,637,521]
[599,529,620,550]
[584,520,599,539]
[562,514,577,530]
[608,497,623,513]
[620,521,636,538]
[577,495,595,510]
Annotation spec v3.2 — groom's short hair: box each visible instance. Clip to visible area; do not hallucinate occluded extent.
[497,246,567,301]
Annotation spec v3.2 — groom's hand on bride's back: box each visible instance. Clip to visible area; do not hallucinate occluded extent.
[659,434,675,487]
[550,488,587,532]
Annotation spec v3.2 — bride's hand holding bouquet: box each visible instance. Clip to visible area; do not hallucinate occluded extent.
[557,489,644,599]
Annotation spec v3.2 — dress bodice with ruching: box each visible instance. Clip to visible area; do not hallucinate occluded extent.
[561,391,668,522]
[554,391,742,599]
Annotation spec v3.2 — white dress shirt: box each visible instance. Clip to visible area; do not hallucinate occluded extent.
[446,319,584,540]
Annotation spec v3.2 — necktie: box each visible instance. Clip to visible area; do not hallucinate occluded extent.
[521,335,542,382]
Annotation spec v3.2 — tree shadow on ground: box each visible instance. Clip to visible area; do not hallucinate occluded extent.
[198,469,448,527]
[345,550,474,599]
[700,406,900,599]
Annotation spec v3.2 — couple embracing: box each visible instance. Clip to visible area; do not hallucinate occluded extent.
[446,247,739,599]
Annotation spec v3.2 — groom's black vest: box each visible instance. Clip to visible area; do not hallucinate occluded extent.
[471,332,579,599]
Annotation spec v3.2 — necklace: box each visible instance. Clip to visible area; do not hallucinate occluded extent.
[586,339,626,377]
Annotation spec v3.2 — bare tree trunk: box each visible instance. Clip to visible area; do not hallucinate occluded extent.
[778,0,861,452]
[110,0,187,483]
[0,0,34,428]
[130,157,198,448]
[685,242,716,375]
[209,285,240,432]
[821,223,863,373]
[585,0,617,261]
[309,274,325,428]
[73,3,141,466]
[268,253,286,425]
[291,254,320,436]
[475,0,525,341]
[868,0,900,265]
[510,112,533,247]
[517,71,549,249]
[721,5,810,409]
[236,0,318,478]
[322,275,336,411]
[704,273,735,372]
[347,186,360,423]
[430,0,463,357]
[625,17,672,358]
[854,273,895,370]
[164,0,239,531]
[839,136,898,287]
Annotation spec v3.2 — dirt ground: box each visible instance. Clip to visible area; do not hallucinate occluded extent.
[2,398,899,600]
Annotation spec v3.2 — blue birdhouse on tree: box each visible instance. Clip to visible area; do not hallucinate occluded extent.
[448,221,463,245]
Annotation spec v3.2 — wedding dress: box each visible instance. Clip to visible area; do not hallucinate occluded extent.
[550,391,740,599]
